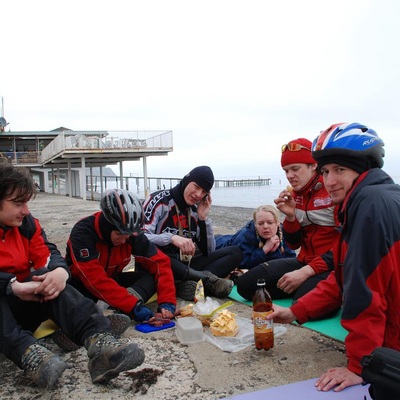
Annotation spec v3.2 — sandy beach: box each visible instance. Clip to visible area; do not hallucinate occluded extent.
[0,192,347,400]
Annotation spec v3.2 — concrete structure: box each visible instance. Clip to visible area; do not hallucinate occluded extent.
[0,127,173,200]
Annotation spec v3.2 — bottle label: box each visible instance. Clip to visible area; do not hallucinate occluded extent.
[253,310,273,333]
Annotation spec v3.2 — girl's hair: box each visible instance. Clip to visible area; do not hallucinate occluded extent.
[0,163,35,203]
[252,205,280,223]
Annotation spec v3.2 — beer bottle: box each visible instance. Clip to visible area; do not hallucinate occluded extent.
[252,278,274,350]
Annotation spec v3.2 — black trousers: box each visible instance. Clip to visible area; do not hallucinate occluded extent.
[236,258,331,301]
[167,246,243,281]
[0,274,109,368]
[69,266,157,307]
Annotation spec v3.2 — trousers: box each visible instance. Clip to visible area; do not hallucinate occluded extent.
[0,280,109,368]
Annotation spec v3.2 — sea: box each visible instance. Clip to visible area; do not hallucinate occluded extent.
[86,174,400,210]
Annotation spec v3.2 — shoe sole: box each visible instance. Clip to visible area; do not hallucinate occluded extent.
[176,281,197,301]
[108,314,131,337]
[34,356,68,389]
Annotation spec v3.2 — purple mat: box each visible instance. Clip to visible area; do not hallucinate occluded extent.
[224,378,372,400]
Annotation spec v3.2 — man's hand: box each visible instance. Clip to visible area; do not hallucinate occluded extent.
[10,280,43,302]
[277,265,315,294]
[274,189,296,221]
[267,303,297,324]
[197,193,212,220]
[315,367,363,392]
[158,303,176,319]
[171,235,196,256]
[31,268,69,301]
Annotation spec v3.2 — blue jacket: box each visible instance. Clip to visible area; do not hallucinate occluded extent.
[215,220,296,269]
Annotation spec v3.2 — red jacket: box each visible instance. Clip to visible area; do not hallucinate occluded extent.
[283,174,336,274]
[0,214,69,294]
[66,212,176,314]
[291,169,400,374]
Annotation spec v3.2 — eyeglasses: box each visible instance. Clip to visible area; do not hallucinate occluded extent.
[281,143,311,153]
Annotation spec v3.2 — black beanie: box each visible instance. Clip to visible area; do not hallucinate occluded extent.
[181,166,214,192]
[317,155,372,174]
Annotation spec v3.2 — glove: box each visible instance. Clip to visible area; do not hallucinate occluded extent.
[132,302,154,323]
[158,303,176,315]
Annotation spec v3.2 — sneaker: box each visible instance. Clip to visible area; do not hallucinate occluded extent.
[203,275,234,298]
[21,343,67,389]
[176,280,197,301]
[52,313,132,352]
[85,333,145,384]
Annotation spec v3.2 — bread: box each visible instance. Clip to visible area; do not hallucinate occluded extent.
[180,303,194,317]
[286,185,293,194]
[210,310,239,337]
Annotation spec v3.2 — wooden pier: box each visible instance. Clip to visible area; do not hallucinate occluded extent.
[81,175,272,200]
[214,178,271,188]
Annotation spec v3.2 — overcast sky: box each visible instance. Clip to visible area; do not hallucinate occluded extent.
[2,0,400,181]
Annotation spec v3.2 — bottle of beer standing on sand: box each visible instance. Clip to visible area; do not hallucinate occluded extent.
[252,278,274,350]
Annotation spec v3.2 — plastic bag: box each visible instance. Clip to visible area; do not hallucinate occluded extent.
[204,317,287,352]
[193,297,222,316]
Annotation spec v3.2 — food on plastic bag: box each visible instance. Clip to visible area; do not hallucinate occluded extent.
[204,318,287,353]
[193,298,233,326]
[210,310,239,337]
[180,303,194,317]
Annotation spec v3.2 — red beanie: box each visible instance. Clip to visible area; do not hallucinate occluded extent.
[281,138,316,167]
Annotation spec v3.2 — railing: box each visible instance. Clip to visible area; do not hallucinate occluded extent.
[0,151,40,165]
[39,130,173,164]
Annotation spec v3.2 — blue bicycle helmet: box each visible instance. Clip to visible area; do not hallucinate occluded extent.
[312,123,385,169]
[100,189,143,235]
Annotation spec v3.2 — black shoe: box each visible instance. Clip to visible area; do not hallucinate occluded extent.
[85,333,145,384]
[52,313,132,352]
[203,275,234,298]
[21,343,67,388]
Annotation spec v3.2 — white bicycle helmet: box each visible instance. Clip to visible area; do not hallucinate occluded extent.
[100,189,143,234]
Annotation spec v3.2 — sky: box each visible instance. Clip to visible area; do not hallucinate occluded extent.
[1,0,400,182]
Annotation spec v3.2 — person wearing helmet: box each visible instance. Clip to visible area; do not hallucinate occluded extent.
[268,123,400,393]
[142,166,242,301]
[237,138,337,312]
[66,189,176,325]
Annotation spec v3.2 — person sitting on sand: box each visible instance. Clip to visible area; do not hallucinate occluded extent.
[215,204,296,271]
[66,189,176,324]
[236,138,337,306]
[0,163,144,389]
[142,165,242,301]
[268,122,400,393]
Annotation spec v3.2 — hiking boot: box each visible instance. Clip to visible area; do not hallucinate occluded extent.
[52,313,132,352]
[21,343,67,389]
[176,280,197,301]
[85,333,145,384]
[203,274,234,298]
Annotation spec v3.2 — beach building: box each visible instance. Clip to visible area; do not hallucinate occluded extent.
[0,123,173,200]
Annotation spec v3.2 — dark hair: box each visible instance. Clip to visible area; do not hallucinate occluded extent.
[0,163,35,203]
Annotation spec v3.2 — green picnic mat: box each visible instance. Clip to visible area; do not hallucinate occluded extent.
[229,285,348,342]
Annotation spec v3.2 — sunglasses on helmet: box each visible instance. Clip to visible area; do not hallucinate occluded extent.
[281,143,311,153]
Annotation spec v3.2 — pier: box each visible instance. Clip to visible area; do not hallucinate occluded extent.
[86,176,271,192]
[214,178,271,188]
